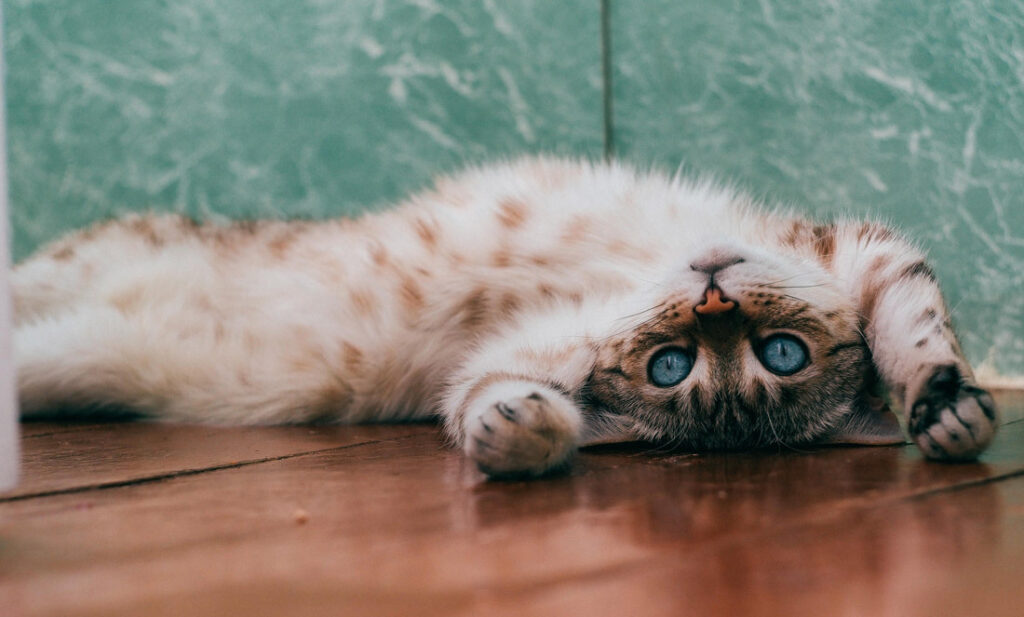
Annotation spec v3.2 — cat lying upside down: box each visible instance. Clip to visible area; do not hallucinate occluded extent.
[13,157,998,477]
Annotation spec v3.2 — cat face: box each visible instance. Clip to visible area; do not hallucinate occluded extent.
[587,244,871,449]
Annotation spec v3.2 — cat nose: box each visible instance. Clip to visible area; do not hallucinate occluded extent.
[695,286,737,315]
[690,253,745,276]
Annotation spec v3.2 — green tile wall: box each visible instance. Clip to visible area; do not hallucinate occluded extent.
[5,1,1024,375]
[612,0,1024,376]
[5,0,602,252]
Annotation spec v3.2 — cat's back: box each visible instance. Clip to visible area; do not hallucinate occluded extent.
[13,157,772,328]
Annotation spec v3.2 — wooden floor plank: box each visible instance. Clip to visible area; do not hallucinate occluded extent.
[1,417,1022,616]
[469,476,1024,617]
[3,422,435,500]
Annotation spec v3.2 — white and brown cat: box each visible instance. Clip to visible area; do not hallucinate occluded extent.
[13,157,998,476]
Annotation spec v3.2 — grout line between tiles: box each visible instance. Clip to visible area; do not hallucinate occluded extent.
[600,0,615,159]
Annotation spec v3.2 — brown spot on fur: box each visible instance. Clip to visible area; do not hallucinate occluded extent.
[110,288,144,314]
[530,255,552,267]
[233,220,262,235]
[399,276,425,314]
[492,249,512,268]
[561,214,592,243]
[915,338,928,348]
[460,288,489,329]
[569,292,584,304]
[269,230,297,258]
[370,243,389,267]
[782,222,836,268]
[783,220,811,247]
[537,283,555,298]
[606,239,652,261]
[342,342,364,375]
[858,255,894,329]
[128,217,163,247]
[812,225,836,267]
[350,288,375,316]
[899,260,937,284]
[857,222,897,244]
[499,293,521,314]
[52,246,75,261]
[497,199,529,229]
[412,216,439,249]
[916,307,938,324]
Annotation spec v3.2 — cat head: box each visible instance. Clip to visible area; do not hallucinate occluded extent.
[584,243,904,449]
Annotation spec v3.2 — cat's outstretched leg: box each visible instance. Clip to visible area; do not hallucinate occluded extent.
[823,222,998,460]
[442,307,631,478]
[457,379,582,477]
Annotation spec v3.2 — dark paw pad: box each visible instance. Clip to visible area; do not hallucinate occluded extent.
[908,365,997,461]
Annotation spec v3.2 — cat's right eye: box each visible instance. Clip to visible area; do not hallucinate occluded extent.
[647,347,694,388]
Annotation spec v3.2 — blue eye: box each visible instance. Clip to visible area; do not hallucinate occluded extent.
[647,347,693,387]
[758,334,809,376]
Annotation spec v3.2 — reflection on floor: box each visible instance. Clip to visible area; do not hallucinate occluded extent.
[3,390,1023,617]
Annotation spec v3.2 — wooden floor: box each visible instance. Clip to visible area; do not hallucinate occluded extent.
[3,391,1024,617]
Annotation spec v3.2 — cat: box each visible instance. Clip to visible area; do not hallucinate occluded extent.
[12,157,998,477]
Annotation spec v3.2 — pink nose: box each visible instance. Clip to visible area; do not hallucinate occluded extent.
[690,253,744,276]
[694,287,736,315]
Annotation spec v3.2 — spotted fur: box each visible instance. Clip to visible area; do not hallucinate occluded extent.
[13,157,997,475]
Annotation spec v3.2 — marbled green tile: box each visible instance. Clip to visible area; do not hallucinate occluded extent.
[612,0,1024,375]
[5,0,602,258]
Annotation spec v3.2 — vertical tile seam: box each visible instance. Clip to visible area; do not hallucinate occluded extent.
[600,0,615,159]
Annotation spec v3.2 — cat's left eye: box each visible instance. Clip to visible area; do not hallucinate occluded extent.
[757,334,809,376]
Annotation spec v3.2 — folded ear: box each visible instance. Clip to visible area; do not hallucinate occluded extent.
[820,392,907,445]
[579,412,640,447]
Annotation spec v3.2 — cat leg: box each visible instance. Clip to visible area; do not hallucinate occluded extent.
[15,305,336,424]
[15,306,163,416]
[828,223,998,460]
[442,310,631,477]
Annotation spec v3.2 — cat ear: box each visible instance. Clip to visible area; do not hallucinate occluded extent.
[820,394,907,445]
[578,412,640,446]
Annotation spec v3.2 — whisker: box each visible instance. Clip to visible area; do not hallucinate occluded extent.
[762,272,818,286]
[762,409,809,453]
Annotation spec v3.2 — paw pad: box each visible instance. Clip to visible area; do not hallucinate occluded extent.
[908,365,997,461]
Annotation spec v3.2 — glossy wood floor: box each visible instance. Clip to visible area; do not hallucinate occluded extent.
[3,390,1024,617]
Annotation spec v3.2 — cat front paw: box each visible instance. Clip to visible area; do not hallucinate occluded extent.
[463,381,581,478]
[907,365,998,461]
